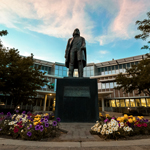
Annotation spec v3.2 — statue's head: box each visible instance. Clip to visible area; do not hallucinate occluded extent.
[73,28,80,37]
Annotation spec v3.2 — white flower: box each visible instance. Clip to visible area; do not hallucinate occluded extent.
[101,130,105,135]
[111,122,116,127]
[97,128,100,133]
[21,129,24,132]
[96,121,99,123]
[109,129,113,134]
[120,122,124,127]
[107,122,112,127]
[93,128,97,132]
[114,127,118,131]
[106,130,109,135]
[103,124,107,128]
[112,127,115,131]
[98,125,102,129]
[123,127,127,131]
[126,126,130,131]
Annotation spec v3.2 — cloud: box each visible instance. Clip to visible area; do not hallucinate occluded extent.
[0,0,150,45]
[99,50,109,54]
[95,0,150,45]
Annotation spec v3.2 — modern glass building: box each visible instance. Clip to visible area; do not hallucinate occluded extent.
[0,54,150,115]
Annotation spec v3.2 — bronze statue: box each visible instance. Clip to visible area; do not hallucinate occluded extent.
[65,28,86,77]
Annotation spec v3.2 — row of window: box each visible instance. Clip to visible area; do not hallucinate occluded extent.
[97,61,139,75]
[54,65,95,77]
[33,64,51,75]
[107,98,150,107]
[98,82,117,89]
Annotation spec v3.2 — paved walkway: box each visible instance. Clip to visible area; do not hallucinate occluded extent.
[1,123,150,149]
[59,123,99,141]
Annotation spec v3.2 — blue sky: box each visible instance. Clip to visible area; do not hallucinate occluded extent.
[0,0,150,64]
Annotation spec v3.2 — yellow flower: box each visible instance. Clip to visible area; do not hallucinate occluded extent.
[129,115,133,118]
[117,117,122,122]
[133,117,136,122]
[124,114,128,120]
[33,122,38,126]
[128,118,133,123]
[141,116,144,119]
[99,113,103,117]
[44,113,49,116]
[121,117,124,122]
[105,114,110,118]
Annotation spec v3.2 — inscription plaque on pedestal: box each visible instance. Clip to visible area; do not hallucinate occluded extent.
[55,78,99,122]
[64,86,90,98]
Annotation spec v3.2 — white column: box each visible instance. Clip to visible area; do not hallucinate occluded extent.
[102,97,104,112]
[43,94,47,111]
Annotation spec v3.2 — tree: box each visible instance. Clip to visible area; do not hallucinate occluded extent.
[115,11,150,96]
[0,30,8,47]
[0,30,48,108]
[115,54,150,96]
[135,11,150,51]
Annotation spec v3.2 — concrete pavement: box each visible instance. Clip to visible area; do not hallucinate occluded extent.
[1,123,150,149]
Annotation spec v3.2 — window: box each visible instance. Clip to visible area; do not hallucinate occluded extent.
[90,70,94,76]
[111,100,116,107]
[48,67,51,74]
[55,65,58,69]
[127,63,130,68]
[108,66,111,74]
[146,98,150,107]
[98,83,101,89]
[42,66,44,70]
[112,66,115,74]
[90,66,94,70]
[110,82,113,88]
[131,62,134,66]
[98,68,101,75]
[55,69,58,75]
[116,100,120,107]
[63,70,67,76]
[104,67,108,75]
[120,99,125,107]
[130,99,135,107]
[119,64,122,73]
[135,99,141,107]
[135,61,139,65]
[101,68,105,75]
[45,66,48,71]
[102,83,105,89]
[141,98,146,107]
[106,83,109,89]
[63,66,67,71]
[125,99,130,107]
[114,82,117,88]
[58,70,62,76]
[115,65,119,73]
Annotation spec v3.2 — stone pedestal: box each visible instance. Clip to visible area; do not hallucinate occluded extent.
[55,77,99,122]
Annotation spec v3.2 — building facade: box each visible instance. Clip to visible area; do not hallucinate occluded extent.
[0,54,150,115]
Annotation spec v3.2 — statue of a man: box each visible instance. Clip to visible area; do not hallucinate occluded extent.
[65,28,86,77]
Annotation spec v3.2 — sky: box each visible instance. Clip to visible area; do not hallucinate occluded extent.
[0,0,150,64]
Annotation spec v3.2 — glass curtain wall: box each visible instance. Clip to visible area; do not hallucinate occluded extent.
[55,65,67,77]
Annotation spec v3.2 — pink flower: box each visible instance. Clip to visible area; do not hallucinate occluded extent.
[137,124,142,127]
[143,123,147,127]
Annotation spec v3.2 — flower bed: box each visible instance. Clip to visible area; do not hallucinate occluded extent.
[0,110,61,140]
[90,113,150,140]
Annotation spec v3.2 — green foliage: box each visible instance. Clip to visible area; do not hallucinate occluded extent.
[135,11,150,51]
[115,54,150,96]
[0,30,48,107]
[0,30,8,37]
